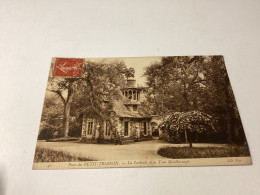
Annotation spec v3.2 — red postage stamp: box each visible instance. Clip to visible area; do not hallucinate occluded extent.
[53,58,83,77]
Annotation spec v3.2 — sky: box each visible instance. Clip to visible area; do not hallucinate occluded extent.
[120,57,161,86]
[87,56,161,86]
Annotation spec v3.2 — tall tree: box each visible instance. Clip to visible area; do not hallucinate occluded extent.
[48,77,79,137]
[47,60,133,140]
[144,56,244,143]
[201,56,244,143]
[144,56,206,115]
[78,60,131,143]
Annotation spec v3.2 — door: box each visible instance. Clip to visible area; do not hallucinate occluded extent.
[124,121,129,136]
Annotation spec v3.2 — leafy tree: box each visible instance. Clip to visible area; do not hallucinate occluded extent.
[76,60,131,143]
[159,111,216,147]
[46,59,133,141]
[144,56,206,116]
[144,56,245,144]
[47,76,79,137]
[201,56,245,143]
[39,91,64,138]
[125,67,135,79]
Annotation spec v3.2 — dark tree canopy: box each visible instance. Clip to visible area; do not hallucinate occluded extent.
[45,59,132,140]
[144,56,245,144]
[72,60,132,142]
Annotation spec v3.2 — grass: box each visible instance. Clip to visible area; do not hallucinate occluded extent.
[34,147,95,162]
[157,145,250,159]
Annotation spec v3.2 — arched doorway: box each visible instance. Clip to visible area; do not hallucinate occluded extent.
[151,122,159,139]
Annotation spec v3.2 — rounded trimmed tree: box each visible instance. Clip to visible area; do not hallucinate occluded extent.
[159,111,217,147]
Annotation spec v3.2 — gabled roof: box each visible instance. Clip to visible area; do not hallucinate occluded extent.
[122,98,141,105]
[112,98,151,119]
[82,93,152,119]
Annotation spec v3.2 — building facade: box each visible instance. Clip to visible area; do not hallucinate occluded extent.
[80,78,155,143]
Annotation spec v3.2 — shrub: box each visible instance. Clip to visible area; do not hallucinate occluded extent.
[38,128,56,140]
[161,132,170,142]
[68,120,82,137]
[157,145,250,159]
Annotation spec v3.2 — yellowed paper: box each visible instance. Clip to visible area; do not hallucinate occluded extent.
[33,56,251,169]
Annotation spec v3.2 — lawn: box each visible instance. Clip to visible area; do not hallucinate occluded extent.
[34,147,95,162]
[157,145,250,159]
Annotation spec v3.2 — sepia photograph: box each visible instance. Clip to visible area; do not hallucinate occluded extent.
[33,56,251,169]
[2,0,260,194]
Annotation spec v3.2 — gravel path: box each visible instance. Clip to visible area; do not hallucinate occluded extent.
[36,140,227,161]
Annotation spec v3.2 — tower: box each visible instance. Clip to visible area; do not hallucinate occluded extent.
[122,77,143,111]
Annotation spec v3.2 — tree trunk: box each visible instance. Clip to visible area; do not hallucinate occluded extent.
[51,80,76,138]
[189,141,192,148]
[184,130,188,143]
[62,87,74,137]
[187,130,193,148]
[63,103,71,137]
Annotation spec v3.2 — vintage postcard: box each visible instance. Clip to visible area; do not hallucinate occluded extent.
[33,56,251,170]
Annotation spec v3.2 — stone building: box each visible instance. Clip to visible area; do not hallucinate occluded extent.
[80,77,155,143]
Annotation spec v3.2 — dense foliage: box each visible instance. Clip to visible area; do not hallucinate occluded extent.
[144,56,246,144]
[41,56,246,145]
[159,111,216,147]
[38,128,56,140]
[43,59,134,142]
[160,111,215,133]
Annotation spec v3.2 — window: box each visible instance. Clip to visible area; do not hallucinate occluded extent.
[133,105,137,111]
[129,90,132,100]
[105,122,111,136]
[124,121,129,136]
[143,122,147,135]
[87,121,93,135]
[133,91,136,100]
